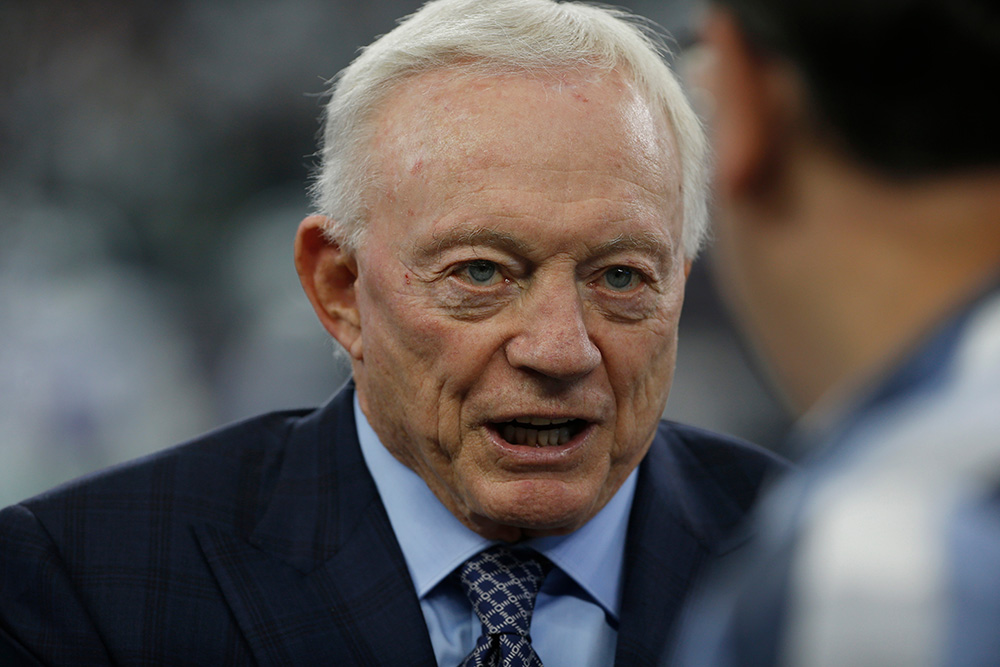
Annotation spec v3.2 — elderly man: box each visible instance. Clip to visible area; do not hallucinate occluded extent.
[671,0,1000,665]
[0,1,784,665]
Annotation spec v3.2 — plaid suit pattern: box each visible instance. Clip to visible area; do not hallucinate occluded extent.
[0,385,785,665]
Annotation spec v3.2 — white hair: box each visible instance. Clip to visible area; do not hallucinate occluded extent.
[310,0,709,258]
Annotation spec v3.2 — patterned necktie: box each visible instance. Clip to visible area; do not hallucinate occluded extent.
[458,545,551,667]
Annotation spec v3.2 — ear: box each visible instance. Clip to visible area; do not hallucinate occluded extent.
[294,215,364,360]
[699,8,793,199]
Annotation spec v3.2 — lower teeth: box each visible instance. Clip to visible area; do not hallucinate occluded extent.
[501,424,573,446]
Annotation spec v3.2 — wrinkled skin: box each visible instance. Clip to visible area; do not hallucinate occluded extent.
[304,68,690,542]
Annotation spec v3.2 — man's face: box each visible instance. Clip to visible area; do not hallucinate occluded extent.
[350,69,688,541]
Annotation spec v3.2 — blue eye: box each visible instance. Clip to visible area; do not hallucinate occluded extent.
[602,266,641,291]
[459,260,502,286]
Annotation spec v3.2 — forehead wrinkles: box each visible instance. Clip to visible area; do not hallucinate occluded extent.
[427,172,671,233]
[368,68,680,208]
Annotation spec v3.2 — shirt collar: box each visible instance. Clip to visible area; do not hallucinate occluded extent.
[354,396,635,622]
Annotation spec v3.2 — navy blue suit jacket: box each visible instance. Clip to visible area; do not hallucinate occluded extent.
[0,384,784,666]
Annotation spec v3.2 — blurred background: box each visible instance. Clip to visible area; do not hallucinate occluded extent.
[0,0,790,507]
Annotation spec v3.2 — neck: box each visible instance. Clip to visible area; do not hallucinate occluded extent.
[735,149,1000,414]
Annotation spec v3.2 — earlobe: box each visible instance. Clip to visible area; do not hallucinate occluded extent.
[294,215,364,360]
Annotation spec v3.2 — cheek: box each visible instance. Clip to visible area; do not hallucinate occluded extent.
[359,263,438,356]
[359,269,504,406]
[603,295,683,435]
[612,326,677,402]
[355,269,441,416]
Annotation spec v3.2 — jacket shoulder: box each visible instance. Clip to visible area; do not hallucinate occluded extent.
[661,420,787,496]
[0,406,332,665]
[643,420,790,547]
[18,408,313,521]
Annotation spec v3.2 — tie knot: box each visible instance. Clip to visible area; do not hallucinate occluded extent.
[459,545,551,637]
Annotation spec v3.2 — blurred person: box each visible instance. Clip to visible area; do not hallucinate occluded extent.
[0,1,785,665]
[670,0,1000,665]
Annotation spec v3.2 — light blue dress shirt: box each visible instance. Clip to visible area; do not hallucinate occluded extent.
[355,397,636,667]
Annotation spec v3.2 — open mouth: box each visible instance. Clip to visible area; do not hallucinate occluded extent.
[492,417,589,447]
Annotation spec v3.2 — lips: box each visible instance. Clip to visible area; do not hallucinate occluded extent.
[492,416,588,447]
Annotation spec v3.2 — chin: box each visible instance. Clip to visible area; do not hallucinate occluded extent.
[472,478,601,540]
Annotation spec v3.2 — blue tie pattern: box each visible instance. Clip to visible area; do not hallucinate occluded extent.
[458,545,551,667]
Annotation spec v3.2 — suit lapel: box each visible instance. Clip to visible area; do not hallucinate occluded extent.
[614,427,756,667]
[615,445,708,666]
[194,386,437,666]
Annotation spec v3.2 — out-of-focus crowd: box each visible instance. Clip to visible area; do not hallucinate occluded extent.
[0,0,788,508]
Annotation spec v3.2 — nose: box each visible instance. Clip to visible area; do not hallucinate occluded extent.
[504,277,601,381]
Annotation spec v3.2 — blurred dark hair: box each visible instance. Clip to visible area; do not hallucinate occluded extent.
[713,0,1000,176]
